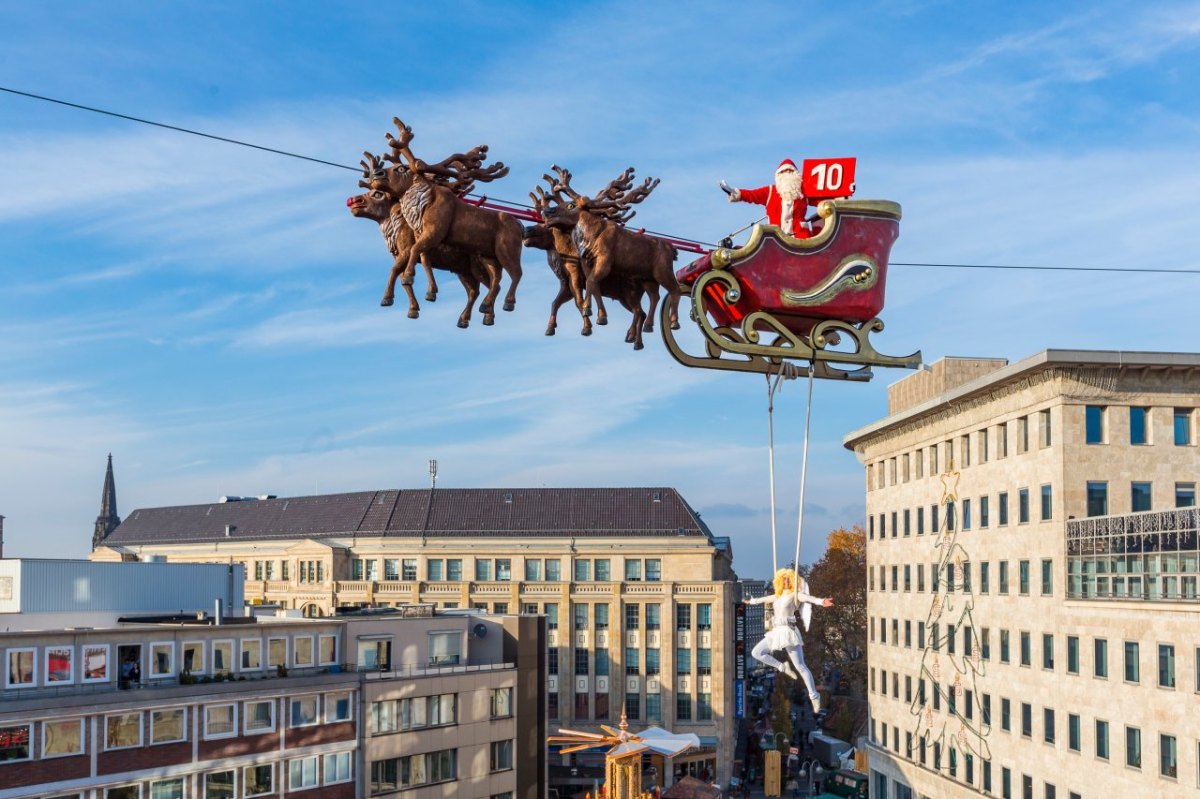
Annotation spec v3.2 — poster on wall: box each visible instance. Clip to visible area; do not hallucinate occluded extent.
[82,644,109,683]
[45,646,74,684]
[6,649,35,688]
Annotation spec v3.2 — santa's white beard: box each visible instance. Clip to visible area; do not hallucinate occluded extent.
[776,170,803,231]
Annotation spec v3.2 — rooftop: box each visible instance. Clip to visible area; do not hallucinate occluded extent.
[103,486,713,545]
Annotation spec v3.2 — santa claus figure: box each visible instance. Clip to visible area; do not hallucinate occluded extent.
[722,159,819,239]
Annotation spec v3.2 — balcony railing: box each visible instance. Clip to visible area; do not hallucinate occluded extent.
[1067,508,1200,601]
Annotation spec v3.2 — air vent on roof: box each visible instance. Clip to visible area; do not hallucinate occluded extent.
[225,525,237,537]
[503,492,513,503]
[652,492,661,502]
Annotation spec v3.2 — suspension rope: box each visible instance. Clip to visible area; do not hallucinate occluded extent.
[764,362,802,576]
[792,362,817,574]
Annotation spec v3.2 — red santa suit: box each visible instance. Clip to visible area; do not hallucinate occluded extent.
[731,158,818,239]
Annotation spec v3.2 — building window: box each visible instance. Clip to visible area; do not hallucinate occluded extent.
[1068,714,1080,751]
[1124,641,1140,683]
[1044,708,1055,744]
[1095,638,1109,678]
[646,603,661,629]
[624,693,640,721]
[1066,636,1079,675]
[697,692,713,721]
[244,766,273,798]
[676,693,692,721]
[289,756,319,790]
[1040,484,1052,521]
[575,649,590,676]
[1018,489,1030,524]
[204,771,235,799]
[962,499,972,531]
[1021,703,1032,737]
[401,558,418,580]
[1085,405,1105,444]
[545,603,558,630]
[1018,416,1029,453]
[151,708,186,744]
[204,700,236,739]
[1000,698,1011,731]
[1176,482,1196,508]
[1096,719,1110,759]
[646,693,661,722]
[624,559,642,581]
[490,688,513,718]
[1041,559,1053,596]
[1019,560,1030,595]
[593,559,610,581]
[1174,408,1192,445]
[105,713,142,750]
[1160,734,1177,778]
[676,604,692,631]
[294,636,314,667]
[150,779,184,799]
[1020,631,1031,666]
[0,723,31,761]
[595,648,610,677]
[625,647,639,675]
[1158,644,1175,688]
[1043,634,1054,670]
[1131,481,1152,512]
[917,506,925,535]
[980,562,990,594]
[323,752,352,785]
[998,493,1009,525]
[574,603,588,630]
[676,648,691,675]
[489,740,513,772]
[645,559,662,581]
[1126,726,1142,769]
[980,496,989,528]
[1086,482,1108,516]
[594,604,609,630]
[1130,407,1149,445]
[999,630,1010,663]
[624,604,640,630]
[697,648,712,675]
[999,561,1009,594]
[325,691,352,723]
[697,603,712,630]
[476,559,494,581]
[1040,409,1052,447]
[290,696,319,727]
[244,700,274,734]
[427,559,444,581]
[384,558,399,580]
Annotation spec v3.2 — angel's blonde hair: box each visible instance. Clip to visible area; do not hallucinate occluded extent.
[773,568,797,595]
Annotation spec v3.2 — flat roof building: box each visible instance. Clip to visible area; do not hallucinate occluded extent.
[845,350,1200,799]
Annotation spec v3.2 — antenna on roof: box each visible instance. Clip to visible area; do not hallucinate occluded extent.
[429,459,438,490]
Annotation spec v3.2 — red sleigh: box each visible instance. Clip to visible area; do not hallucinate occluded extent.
[661,198,921,380]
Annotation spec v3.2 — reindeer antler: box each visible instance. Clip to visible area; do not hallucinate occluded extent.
[588,169,661,225]
[358,151,389,189]
[384,117,416,168]
[547,165,579,200]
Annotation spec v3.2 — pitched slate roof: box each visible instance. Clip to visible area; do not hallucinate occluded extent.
[105,487,712,545]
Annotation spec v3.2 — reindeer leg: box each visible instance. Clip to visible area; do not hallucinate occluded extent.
[643,283,660,333]
[399,248,426,319]
[456,271,477,329]
[499,222,523,312]
[563,258,592,336]
[382,256,405,307]
[423,260,439,303]
[547,276,574,337]
[583,255,612,322]
[596,295,608,326]
[479,259,501,326]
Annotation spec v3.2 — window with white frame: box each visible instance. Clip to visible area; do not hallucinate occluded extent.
[0,723,32,761]
[204,770,234,799]
[149,778,183,799]
[325,691,352,722]
[319,635,338,665]
[244,700,275,733]
[243,765,273,798]
[151,708,186,744]
[324,751,353,784]
[289,756,319,790]
[106,786,141,799]
[268,638,287,669]
[204,704,237,739]
[6,648,36,688]
[294,636,315,667]
[490,687,513,718]
[490,739,514,772]
[240,639,262,671]
[42,718,84,758]
[181,641,205,675]
[105,713,142,750]
[290,695,320,727]
[428,631,462,666]
[211,640,233,675]
[150,642,174,678]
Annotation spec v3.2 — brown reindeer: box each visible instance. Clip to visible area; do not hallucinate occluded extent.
[347,156,498,328]
[545,166,680,330]
[524,180,666,349]
[374,117,523,322]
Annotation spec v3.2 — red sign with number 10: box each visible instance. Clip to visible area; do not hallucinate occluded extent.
[801,157,856,199]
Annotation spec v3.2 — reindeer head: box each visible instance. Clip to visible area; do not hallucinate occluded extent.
[347,152,398,222]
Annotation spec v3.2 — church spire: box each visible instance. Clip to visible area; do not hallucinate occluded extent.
[92,453,120,550]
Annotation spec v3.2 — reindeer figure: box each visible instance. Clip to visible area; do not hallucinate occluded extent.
[376,117,523,323]
[544,166,681,335]
[523,184,609,338]
[347,154,498,328]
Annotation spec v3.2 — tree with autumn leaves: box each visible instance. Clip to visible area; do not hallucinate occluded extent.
[800,525,868,699]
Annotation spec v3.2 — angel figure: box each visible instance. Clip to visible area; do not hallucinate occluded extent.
[745,567,834,713]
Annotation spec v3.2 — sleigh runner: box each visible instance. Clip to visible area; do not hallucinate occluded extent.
[663,198,921,380]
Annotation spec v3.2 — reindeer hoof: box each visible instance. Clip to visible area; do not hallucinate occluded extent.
[503,301,515,312]
[457,319,469,329]
[634,341,645,351]
[582,327,592,337]
[425,291,437,302]
[407,310,420,319]
[483,314,495,326]
[545,327,556,336]
[671,321,681,330]
[644,322,656,333]
[597,317,608,326]
[625,332,635,343]
[381,296,394,307]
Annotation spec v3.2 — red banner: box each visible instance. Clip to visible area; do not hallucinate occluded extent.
[802,157,856,199]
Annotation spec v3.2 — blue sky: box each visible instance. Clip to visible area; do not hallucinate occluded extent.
[2,1,1199,578]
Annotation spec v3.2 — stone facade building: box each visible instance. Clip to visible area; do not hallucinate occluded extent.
[90,486,738,789]
[845,350,1200,799]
